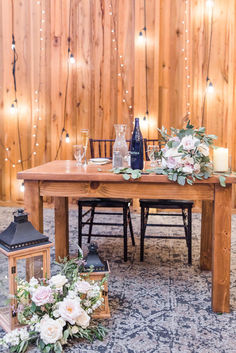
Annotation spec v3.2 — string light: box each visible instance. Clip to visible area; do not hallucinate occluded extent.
[10,102,17,114]
[138,28,146,44]
[1,0,45,183]
[182,0,191,120]
[206,81,214,93]
[201,2,214,125]
[206,0,214,8]
[20,182,24,192]
[54,0,73,159]
[69,53,75,64]
[108,1,133,122]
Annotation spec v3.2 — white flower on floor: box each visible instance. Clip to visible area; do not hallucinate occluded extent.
[71,325,79,334]
[39,317,63,345]
[76,309,90,329]
[49,274,68,290]
[32,285,54,306]
[19,328,29,341]
[58,298,83,325]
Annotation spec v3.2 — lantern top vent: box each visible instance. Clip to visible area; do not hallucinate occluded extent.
[0,209,51,252]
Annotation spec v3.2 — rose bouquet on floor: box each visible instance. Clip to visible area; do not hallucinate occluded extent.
[151,121,217,185]
[0,255,108,353]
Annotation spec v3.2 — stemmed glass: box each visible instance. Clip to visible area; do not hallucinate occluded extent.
[147,145,159,167]
[81,129,89,165]
[73,145,84,166]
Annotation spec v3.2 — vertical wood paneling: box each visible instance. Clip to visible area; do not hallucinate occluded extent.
[0,0,235,207]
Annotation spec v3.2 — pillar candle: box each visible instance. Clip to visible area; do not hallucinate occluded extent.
[213,148,228,172]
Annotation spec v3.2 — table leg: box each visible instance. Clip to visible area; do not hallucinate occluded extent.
[24,181,43,233]
[212,184,232,313]
[54,197,69,261]
[200,200,213,270]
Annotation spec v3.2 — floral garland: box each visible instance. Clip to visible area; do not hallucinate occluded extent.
[111,121,229,186]
[0,255,107,353]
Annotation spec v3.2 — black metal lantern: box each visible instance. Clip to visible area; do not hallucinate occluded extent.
[0,209,51,251]
[84,242,108,272]
[82,242,110,319]
[0,209,52,332]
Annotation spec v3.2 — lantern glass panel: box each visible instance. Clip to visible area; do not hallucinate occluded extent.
[16,255,44,282]
[0,252,10,328]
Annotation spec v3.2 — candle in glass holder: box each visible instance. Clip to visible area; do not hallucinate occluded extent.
[213,148,228,172]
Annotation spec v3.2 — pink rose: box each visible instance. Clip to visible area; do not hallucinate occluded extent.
[167,157,178,169]
[181,135,198,150]
[32,286,54,307]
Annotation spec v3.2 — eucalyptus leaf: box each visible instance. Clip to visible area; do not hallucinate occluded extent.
[97,168,102,172]
[219,175,226,187]
[177,175,186,186]
[123,174,130,180]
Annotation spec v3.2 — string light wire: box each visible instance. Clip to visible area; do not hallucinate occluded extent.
[201,2,214,126]
[54,0,72,160]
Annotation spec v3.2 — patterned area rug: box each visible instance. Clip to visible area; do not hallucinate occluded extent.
[0,206,236,353]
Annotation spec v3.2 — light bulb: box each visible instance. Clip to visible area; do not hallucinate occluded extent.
[10,103,16,114]
[206,0,214,8]
[20,182,24,192]
[65,133,70,143]
[69,53,75,64]
[207,82,214,93]
[138,31,145,44]
[11,43,15,50]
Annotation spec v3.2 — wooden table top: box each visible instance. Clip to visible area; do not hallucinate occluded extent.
[17,160,236,184]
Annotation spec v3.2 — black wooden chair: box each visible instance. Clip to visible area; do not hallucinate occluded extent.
[78,138,135,262]
[140,138,193,264]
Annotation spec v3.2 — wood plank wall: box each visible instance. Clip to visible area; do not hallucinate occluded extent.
[0,0,235,206]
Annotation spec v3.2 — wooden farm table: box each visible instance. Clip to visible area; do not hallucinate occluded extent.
[17,160,236,313]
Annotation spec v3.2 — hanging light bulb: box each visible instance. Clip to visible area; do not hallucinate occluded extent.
[20,182,24,192]
[10,103,16,114]
[65,133,70,143]
[138,30,145,44]
[206,0,214,8]
[206,82,214,93]
[69,53,75,64]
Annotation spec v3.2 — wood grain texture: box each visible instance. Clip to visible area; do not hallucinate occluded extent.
[212,184,232,313]
[24,181,43,233]
[0,0,235,207]
[54,197,69,261]
[200,200,213,271]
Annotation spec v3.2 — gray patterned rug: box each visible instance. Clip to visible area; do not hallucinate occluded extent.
[0,206,236,353]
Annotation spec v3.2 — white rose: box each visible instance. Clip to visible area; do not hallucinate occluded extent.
[53,310,60,318]
[163,147,182,158]
[39,318,63,345]
[71,325,79,334]
[76,280,92,294]
[182,165,194,174]
[198,143,209,156]
[58,298,83,325]
[76,309,90,329]
[49,274,68,290]
[67,290,78,299]
[181,135,199,151]
[57,318,66,327]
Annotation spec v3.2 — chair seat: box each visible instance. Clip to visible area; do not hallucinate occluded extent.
[139,199,193,209]
[78,197,132,207]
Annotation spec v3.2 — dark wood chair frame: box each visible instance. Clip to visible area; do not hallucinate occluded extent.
[78,138,135,262]
[140,138,193,264]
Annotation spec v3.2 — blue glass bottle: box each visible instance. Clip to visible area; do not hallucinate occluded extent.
[130,117,143,170]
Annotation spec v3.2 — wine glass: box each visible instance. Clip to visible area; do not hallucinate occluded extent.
[73,144,84,166]
[81,129,89,165]
[147,145,159,167]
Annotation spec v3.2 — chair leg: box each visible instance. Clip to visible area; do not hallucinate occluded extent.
[123,206,128,262]
[87,206,95,243]
[128,208,135,246]
[140,206,145,261]
[78,204,83,249]
[182,209,188,247]
[187,207,192,265]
